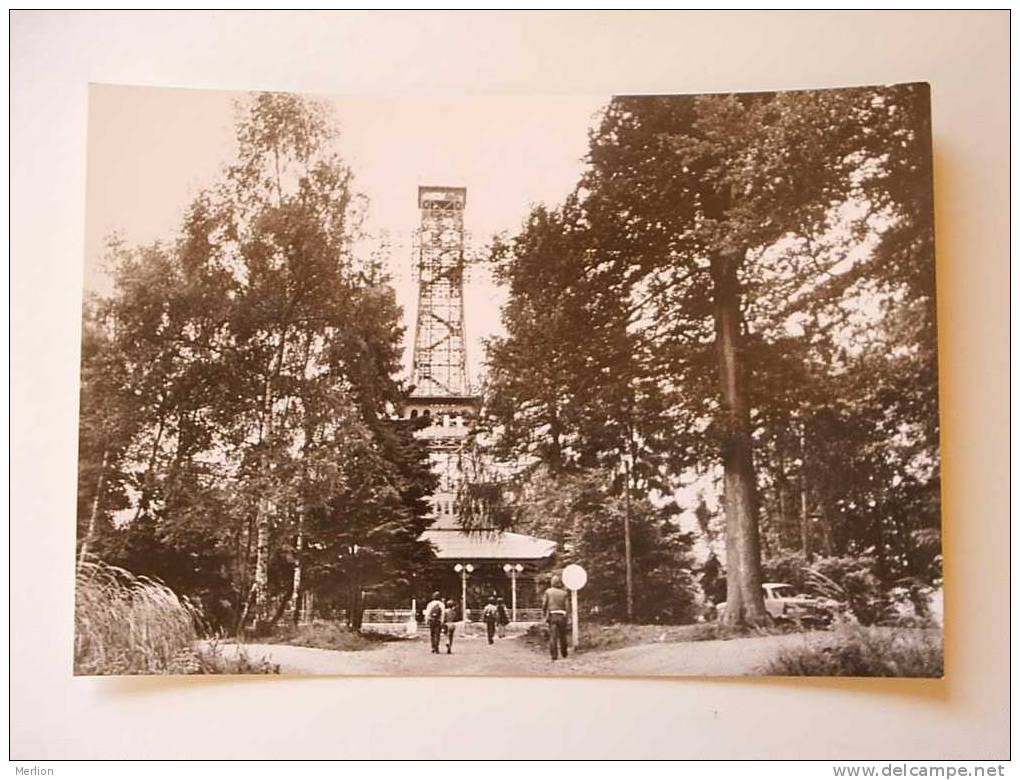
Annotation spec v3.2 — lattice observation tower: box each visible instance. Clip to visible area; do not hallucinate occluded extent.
[399,186,555,607]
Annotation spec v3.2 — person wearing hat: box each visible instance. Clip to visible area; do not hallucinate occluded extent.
[424,591,445,654]
[542,575,570,660]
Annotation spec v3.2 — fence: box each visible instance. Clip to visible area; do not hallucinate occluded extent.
[464,607,544,623]
[363,609,415,624]
[306,607,546,627]
[330,609,414,625]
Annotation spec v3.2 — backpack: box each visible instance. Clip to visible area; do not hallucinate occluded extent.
[427,602,444,624]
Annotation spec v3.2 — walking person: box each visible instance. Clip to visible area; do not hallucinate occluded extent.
[424,591,445,654]
[482,596,499,645]
[542,575,570,661]
[496,597,510,638]
[442,599,458,654]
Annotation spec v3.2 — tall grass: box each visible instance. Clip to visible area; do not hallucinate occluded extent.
[765,625,943,678]
[75,560,204,675]
[75,560,279,675]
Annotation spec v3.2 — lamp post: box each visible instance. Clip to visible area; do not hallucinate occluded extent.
[502,563,524,622]
[454,563,473,626]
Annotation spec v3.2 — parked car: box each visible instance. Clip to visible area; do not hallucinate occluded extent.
[716,582,834,627]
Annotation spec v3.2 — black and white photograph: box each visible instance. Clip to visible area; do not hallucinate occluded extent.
[74,81,942,679]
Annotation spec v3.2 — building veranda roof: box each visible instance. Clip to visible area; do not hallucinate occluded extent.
[422,529,557,561]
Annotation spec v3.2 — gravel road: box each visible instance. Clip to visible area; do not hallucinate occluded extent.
[211,629,829,677]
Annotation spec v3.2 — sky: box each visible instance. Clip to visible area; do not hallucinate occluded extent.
[84,84,609,383]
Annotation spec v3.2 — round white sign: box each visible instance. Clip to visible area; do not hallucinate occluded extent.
[561,564,588,591]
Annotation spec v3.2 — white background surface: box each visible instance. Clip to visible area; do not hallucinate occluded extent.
[10,11,1010,759]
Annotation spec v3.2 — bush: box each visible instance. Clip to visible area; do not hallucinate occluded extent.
[761,552,891,625]
[761,549,812,592]
[765,625,943,677]
[807,556,889,625]
[883,580,942,627]
[192,642,279,674]
[264,620,406,651]
[762,552,944,627]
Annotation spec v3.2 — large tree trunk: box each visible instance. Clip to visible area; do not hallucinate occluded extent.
[712,249,769,627]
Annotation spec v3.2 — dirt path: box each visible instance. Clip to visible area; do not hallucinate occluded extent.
[557,632,830,677]
[214,629,827,677]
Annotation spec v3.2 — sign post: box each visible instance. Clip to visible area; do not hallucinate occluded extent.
[561,564,588,651]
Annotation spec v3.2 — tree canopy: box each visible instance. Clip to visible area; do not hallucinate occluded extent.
[478,83,939,625]
[77,93,436,632]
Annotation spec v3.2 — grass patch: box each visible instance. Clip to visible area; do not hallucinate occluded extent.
[520,620,791,655]
[765,625,943,677]
[262,620,410,652]
[191,642,280,674]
